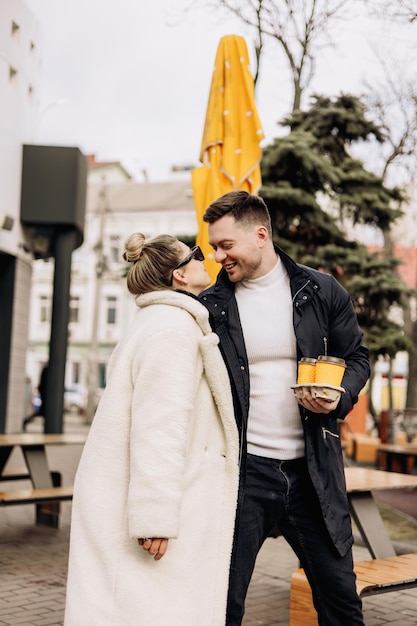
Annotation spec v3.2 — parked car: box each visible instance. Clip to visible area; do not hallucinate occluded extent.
[64,384,88,413]
[31,384,88,414]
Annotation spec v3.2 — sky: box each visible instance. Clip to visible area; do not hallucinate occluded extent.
[24,0,415,183]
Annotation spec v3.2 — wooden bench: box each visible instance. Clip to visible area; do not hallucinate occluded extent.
[290,553,417,625]
[0,486,73,505]
[0,465,71,527]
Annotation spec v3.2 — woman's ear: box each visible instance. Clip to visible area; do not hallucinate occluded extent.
[172,268,188,287]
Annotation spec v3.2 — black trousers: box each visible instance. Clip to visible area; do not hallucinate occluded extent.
[226,454,364,626]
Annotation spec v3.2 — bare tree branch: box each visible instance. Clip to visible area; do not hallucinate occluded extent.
[365,0,417,23]
[213,0,352,111]
[364,51,417,183]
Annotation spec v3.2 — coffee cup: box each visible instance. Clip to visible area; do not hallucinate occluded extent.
[315,355,346,387]
[297,358,316,384]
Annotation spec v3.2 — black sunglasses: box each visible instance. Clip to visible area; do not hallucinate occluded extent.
[174,246,205,270]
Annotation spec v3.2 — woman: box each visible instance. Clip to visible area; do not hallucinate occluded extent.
[64,234,239,626]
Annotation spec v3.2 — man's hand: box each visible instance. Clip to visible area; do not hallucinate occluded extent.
[296,388,340,414]
[138,537,169,560]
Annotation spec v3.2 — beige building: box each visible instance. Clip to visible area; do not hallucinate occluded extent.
[26,174,198,414]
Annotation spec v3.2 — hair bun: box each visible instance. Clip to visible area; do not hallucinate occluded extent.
[123,233,146,263]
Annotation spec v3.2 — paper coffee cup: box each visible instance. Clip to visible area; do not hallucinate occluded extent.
[297,358,316,384]
[315,356,346,387]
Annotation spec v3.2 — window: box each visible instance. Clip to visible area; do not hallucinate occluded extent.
[69,296,80,323]
[39,294,50,323]
[98,363,107,389]
[72,362,80,384]
[106,296,117,325]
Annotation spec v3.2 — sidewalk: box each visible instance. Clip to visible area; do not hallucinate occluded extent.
[1,415,417,625]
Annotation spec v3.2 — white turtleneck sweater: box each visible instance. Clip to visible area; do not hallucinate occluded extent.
[235,259,305,460]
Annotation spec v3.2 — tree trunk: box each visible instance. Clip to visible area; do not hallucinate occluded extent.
[406,316,417,408]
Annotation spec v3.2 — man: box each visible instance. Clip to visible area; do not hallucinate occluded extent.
[199,190,370,626]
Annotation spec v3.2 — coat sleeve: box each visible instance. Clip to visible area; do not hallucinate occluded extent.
[126,320,200,540]
[326,277,370,419]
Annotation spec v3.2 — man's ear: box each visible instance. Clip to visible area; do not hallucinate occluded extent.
[172,268,188,287]
[257,226,269,246]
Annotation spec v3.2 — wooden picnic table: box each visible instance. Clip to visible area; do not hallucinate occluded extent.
[345,466,417,559]
[0,433,87,526]
[290,467,417,625]
[377,442,417,473]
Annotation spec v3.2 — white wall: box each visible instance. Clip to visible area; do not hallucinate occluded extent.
[0,0,41,430]
[0,0,40,259]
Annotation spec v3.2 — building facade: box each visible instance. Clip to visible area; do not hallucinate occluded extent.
[26,175,198,416]
[0,0,41,431]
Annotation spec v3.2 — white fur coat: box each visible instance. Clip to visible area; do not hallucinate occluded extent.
[64,290,239,625]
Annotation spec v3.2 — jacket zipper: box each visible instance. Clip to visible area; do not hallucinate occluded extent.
[292,279,311,303]
[322,428,340,440]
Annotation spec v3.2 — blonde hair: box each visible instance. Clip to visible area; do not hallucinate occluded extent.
[123,233,182,295]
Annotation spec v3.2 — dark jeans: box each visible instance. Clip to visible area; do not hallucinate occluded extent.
[226,454,364,626]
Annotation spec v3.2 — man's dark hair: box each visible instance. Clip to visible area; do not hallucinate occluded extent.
[203,190,272,236]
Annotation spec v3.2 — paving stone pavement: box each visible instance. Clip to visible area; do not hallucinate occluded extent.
[1,416,417,625]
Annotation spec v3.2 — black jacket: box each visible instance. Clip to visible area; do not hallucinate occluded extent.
[200,245,370,556]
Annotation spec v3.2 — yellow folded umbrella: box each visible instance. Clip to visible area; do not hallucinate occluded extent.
[192,34,264,282]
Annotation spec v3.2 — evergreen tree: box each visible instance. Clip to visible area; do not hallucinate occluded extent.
[260,94,414,391]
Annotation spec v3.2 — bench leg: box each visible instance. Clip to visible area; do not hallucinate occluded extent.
[36,471,62,528]
[348,491,396,559]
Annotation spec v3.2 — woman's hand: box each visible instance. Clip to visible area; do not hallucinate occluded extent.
[138,537,169,560]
